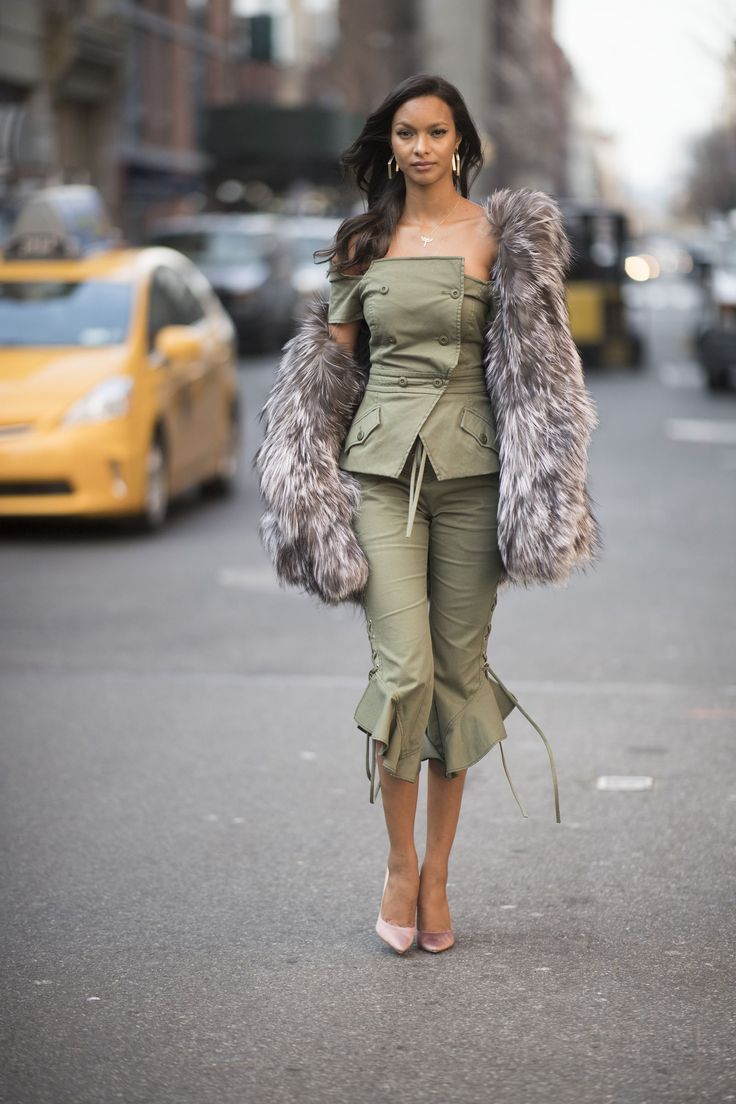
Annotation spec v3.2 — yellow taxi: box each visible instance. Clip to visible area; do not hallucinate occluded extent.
[0,186,240,529]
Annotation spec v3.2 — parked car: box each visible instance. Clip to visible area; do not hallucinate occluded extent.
[0,186,241,529]
[146,213,295,354]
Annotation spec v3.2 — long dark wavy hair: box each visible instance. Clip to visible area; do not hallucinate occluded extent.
[315,74,484,275]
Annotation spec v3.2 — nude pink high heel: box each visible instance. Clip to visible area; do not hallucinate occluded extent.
[416,928,455,953]
[375,868,417,954]
[416,880,456,952]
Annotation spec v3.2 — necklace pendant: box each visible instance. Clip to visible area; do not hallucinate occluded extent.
[420,235,433,247]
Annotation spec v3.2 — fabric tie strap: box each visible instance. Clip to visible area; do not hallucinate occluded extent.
[406,437,428,537]
[484,662,562,823]
[366,731,382,803]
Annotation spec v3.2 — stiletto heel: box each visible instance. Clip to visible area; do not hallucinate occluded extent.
[375,867,417,954]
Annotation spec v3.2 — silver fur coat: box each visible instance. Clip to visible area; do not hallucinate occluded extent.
[253,187,603,606]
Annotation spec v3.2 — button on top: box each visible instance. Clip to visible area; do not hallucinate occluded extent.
[357,428,364,440]
[398,376,408,387]
[480,431,488,444]
[380,285,389,294]
[438,334,449,345]
[450,288,460,298]
[433,378,444,388]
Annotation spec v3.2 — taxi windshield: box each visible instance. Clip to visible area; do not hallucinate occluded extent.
[0,280,133,347]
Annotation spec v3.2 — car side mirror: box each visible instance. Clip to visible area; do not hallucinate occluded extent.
[154,325,203,361]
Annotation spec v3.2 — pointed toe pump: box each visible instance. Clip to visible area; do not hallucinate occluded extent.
[375,868,417,954]
[416,928,455,954]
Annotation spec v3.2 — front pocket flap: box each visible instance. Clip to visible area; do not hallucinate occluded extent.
[345,404,381,449]
[460,407,497,449]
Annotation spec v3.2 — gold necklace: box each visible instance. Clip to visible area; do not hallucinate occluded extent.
[405,196,461,248]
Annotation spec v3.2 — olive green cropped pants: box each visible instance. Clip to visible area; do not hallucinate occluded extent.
[350,438,561,822]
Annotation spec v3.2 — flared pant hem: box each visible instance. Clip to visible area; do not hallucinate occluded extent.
[354,664,561,822]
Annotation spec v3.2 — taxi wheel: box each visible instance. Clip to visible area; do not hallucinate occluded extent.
[137,434,169,531]
[202,403,240,497]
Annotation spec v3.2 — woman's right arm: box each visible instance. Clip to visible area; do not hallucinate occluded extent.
[327,233,364,355]
[328,318,361,355]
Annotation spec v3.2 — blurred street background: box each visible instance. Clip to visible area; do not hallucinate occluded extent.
[1,2,735,1103]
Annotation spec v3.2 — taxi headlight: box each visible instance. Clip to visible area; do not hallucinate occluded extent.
[62,375,133,426]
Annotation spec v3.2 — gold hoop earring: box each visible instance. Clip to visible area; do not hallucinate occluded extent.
[452,149,461,175]
[387,154,399,179]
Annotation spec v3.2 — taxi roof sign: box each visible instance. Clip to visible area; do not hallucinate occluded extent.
[3,185,117,261]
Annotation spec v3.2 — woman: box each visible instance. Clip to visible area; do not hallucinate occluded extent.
[253,74,602,956]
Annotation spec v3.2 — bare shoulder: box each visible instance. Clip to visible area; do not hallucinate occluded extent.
[470,201,498,263]
[455,197,497,268]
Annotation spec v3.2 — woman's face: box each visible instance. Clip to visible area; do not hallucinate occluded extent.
[389,95,460,184]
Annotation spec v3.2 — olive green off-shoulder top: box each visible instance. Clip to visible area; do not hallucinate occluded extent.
[327,255,499,496]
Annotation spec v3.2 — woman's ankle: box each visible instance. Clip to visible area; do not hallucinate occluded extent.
[419,858,449,884]
[387,851,419,879]
[381,853,420,927]
[417,880,452,931]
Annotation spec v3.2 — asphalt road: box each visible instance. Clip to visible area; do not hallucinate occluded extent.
[1,273,734,1104]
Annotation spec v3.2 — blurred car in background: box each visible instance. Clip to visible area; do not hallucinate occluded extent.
[679,235,716,288]
[279,215,340,321]
[0,205,15,250]
[694,231,736,392]
[146,213,294,354]
[557,198,644,370]
[0,185,240,530]
[146,212,341,353]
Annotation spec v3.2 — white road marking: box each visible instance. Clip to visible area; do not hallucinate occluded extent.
[218,567,282,591]
[666,418,736,444]
[596,775,654,791]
